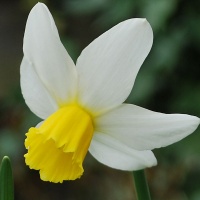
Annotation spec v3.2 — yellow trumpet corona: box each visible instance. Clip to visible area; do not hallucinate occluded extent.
[25,105,93,183]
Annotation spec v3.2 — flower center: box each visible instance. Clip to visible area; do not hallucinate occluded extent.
[24,105,94,183]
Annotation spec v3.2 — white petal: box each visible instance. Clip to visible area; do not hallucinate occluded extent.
[23,3,77,105]
[76,18,153,115]
[20,57,58,119]
[89,133,157,171]
[95,104,200,150]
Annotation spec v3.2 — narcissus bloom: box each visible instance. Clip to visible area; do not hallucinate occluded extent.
[21,3,199,183]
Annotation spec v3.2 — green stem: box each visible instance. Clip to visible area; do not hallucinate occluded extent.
[133,170,151,200]
[0,156,14,200]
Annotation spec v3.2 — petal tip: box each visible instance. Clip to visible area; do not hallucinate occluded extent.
[184,115,200,131]
[142,18,151,27]
[30,2,48,15]
[192,116,200,128]
[35,2,46,8]
[139,18,148,23]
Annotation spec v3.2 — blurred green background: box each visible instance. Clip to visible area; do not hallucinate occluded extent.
[0,0,200,199]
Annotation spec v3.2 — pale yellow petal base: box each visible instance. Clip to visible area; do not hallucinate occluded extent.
[24,105,94,183]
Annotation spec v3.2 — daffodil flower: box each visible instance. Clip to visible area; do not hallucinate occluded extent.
[20,3,200,183]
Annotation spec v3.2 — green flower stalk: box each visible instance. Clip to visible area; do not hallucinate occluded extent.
[133,170,151,200]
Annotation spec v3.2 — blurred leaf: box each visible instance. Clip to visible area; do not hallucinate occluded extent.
[0,130,23,159]
[93,0,135,28]
[170,84,200,115]
[20,0,48,10]
[61,36,80,62]
[126,68,157,105]
[140,0,179,31]
[65,0,107,15]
